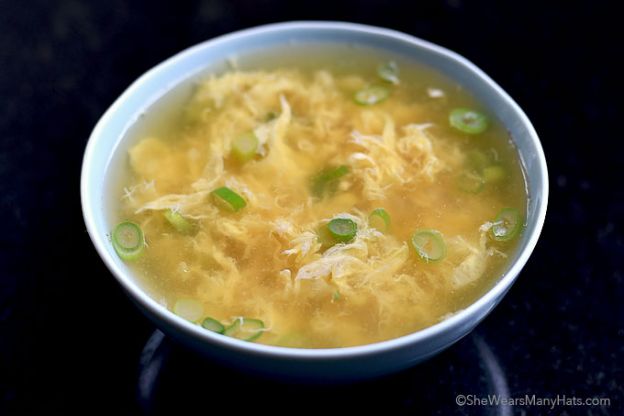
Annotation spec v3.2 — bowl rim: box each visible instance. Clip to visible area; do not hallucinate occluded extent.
[81,20,548,360]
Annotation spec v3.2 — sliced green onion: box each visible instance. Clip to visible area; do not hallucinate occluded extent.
[377,61,400,85]
[201,317,225,334]
[489,208,522,242]
[112,221,145,261]
[466,149,490,171]
[211,186,247,212]
[410,229,447,262]
[354,85,390,105]
[311,165,349,198]
[482,165,506,183]
[164,209,195,234]
[224,317,265,342]
[449,108,489,134]
[456,171,485,193]
[327,218,358,243]
[332,290,341,302]
[369,208,391,232]
[231,132,259,163]
[173,298,204,322]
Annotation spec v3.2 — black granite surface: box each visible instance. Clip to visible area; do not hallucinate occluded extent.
[1,0,622,414]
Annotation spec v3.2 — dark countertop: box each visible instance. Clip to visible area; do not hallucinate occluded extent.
[1,1,622,414]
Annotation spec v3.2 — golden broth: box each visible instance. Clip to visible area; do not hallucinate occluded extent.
[113,45,526,348]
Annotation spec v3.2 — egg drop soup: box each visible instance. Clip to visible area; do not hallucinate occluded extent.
[110,46,526,348]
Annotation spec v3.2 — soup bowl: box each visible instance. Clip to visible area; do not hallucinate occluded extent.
[81,21,548,381]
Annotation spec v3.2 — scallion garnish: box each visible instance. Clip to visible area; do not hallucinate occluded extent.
[354,85,390,105]
[489,208,522,242]
[449,108,489,134]
[456,170,485,193]
[231,132,259,163]
[377,61,400,85]
[369,208,391,232]
[482,165,506,183]
[410,229,447,262]
[327,218,358,243]
[466,149,490,171]
[112,221,145,261]
[201,317,225,334]
[311,165,349,198]
[164,209,195,234]
[211,186,247,212]
[173,298,204,322]
[224,317,265,342]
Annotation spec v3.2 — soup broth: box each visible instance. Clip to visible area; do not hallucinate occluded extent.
[112,45,526,348]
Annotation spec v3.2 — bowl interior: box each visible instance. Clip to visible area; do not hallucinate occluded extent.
[81,22,547,359]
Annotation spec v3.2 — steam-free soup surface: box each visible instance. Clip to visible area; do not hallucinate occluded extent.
[114,47,525,348]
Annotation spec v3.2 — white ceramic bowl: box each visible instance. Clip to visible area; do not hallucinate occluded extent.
[81,21,548,381]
